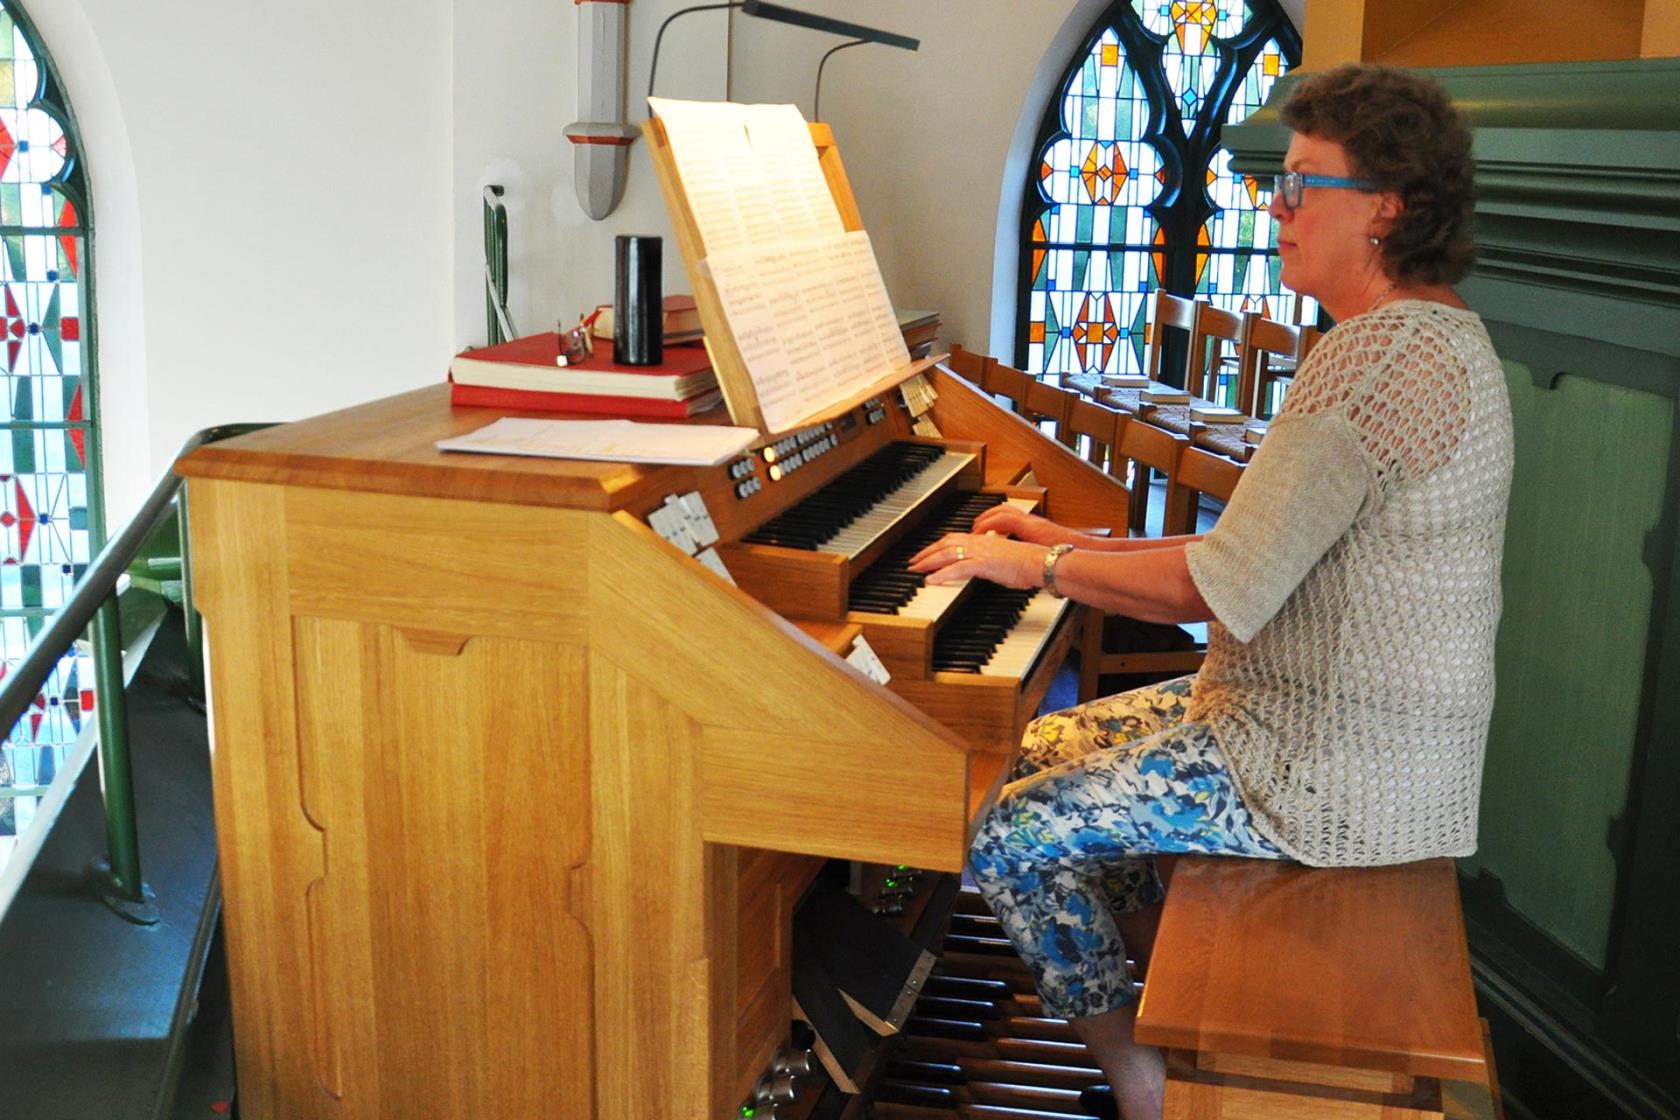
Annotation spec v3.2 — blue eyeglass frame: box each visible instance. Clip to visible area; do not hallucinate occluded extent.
[1271,171,1381,209]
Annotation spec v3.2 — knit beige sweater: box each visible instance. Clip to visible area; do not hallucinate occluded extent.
[1183,300,1513,867]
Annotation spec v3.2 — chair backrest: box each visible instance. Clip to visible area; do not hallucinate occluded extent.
[1021,375,1078,448]
[1237,315,1325,418]
[982,359,1031,412]
[1298,323,1323,361]
[1145,290,1198,382]
[945,343,994,388]
[1117,415,1188,535]
[1235,312,1301,417]
[1065,397,1127,474]
[1166,444,1246,535]
[1187,302,1245,406]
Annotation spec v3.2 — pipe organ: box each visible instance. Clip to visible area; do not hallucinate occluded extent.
[178,362,1131,1119]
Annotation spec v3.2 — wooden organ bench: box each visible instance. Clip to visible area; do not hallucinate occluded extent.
[1134,857,1504,1119]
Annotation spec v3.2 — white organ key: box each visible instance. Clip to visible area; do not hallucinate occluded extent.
[870,493,1035,621]
[897,578,966,621]
[820,450,974,559]
[978,591,1071,679]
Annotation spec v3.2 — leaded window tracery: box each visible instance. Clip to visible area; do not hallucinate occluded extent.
[1019,0,1313,385]
[0,0,100,860]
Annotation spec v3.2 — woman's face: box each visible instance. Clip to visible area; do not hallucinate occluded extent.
[1268,132,1390,315]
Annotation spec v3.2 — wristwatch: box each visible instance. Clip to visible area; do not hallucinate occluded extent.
[1042,543,1074,599]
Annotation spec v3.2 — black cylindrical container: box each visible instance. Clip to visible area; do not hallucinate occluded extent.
[614,235,663,365]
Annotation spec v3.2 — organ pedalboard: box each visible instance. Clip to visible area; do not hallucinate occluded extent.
[742,861,1129,1120]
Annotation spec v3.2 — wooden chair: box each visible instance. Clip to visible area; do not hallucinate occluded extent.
[1022,376,1079,448]
[1064,396,1126,474]
[1121,291,1202,531]
[1136,857,1504,1119]
[1164,443,1243,537]
[945,343,995,391]
[1076,418,1200,700]
[1236,313,1322,419]
[983,358,1033,414]
[1146,290,1199,383]
[1120,411,1189,537]
[1185,302,1245,408]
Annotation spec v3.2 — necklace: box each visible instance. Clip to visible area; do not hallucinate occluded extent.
[1367,280,1398,313]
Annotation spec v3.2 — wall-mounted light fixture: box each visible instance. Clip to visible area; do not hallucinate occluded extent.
[648,1,919,112]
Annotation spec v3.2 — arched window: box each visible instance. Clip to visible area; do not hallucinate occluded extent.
[1017,0,1306,384]
[0,0,99,856]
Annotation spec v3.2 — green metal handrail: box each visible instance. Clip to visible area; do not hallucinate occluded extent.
[0,423,272,924]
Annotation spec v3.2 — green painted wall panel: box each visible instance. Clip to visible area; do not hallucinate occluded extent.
[1463,361,1671,969]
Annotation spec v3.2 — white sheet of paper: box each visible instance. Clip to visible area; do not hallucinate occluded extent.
[436,417,758,467]
[650,98,912,433]
[706,230,909,432]
[650,98,842,253]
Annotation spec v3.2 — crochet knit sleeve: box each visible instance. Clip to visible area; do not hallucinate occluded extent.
[1183,409,1371,643]
[1276,307,1471,485]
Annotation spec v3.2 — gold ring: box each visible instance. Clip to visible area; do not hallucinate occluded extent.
[956,546,966,561]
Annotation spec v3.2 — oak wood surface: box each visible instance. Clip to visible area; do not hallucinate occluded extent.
[179,384,675,511]
[930,364,1129,535]
[189,480,331,1119]
[185,123,1119,1119]
[642,115,932,437]
[1135,858,1488,1083]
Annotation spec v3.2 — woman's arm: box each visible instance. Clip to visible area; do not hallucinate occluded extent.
[970,504,1202,553]
[906,532,1212,625]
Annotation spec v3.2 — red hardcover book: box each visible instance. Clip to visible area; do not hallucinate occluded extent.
[449,333,714,400]
[449,381,724,419]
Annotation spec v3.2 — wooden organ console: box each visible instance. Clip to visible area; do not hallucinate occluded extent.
[176,361,1134,1120]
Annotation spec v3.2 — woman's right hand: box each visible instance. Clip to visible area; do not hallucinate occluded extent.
[971,504,1079,546]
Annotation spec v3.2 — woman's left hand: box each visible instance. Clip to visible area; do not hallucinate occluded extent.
[908,532,1046,589]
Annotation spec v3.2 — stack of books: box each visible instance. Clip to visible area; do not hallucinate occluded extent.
[449,333,721,419]
[896,309,941,359]
[589,295,704,346]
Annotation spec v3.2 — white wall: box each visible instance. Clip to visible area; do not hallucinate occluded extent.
[727,0,1303,363]
[32,0,1301,526]
[33,0,456,526]
[452,0,729,351]
[727,1,1108,363]
[32,0,732,527]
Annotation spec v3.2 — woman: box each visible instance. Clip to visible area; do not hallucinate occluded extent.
[909,64,1511,1120]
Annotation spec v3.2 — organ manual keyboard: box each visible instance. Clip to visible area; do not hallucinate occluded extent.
[175,116,1133,1120]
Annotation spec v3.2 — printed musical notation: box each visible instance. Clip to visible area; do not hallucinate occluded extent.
[650,98,912,433]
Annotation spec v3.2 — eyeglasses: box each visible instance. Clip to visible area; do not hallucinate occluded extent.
[1270,171,1381,210]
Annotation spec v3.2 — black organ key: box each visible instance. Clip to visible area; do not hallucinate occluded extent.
[745,442,948,551]
[931,584,1037,673]
[847,491,1007,615]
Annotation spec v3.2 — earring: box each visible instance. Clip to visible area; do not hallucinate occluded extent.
[1369,235,1381,246]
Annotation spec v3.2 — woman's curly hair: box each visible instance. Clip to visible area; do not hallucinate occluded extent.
[1280,64,1477,286]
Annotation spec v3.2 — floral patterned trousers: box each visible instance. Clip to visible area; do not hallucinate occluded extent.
[968,676,1284,1019]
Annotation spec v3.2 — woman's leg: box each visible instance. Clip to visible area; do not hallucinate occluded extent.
[970,720,1281,1120]
[1011,677,1197,973]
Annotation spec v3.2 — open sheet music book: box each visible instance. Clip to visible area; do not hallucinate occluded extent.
[648,98,913,435]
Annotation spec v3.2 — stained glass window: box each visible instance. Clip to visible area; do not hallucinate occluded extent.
[0,1,100,864]
[1018,0,1313,390]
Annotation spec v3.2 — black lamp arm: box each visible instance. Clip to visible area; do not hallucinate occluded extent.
[813,39,867,122]
[648,2,744,104]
